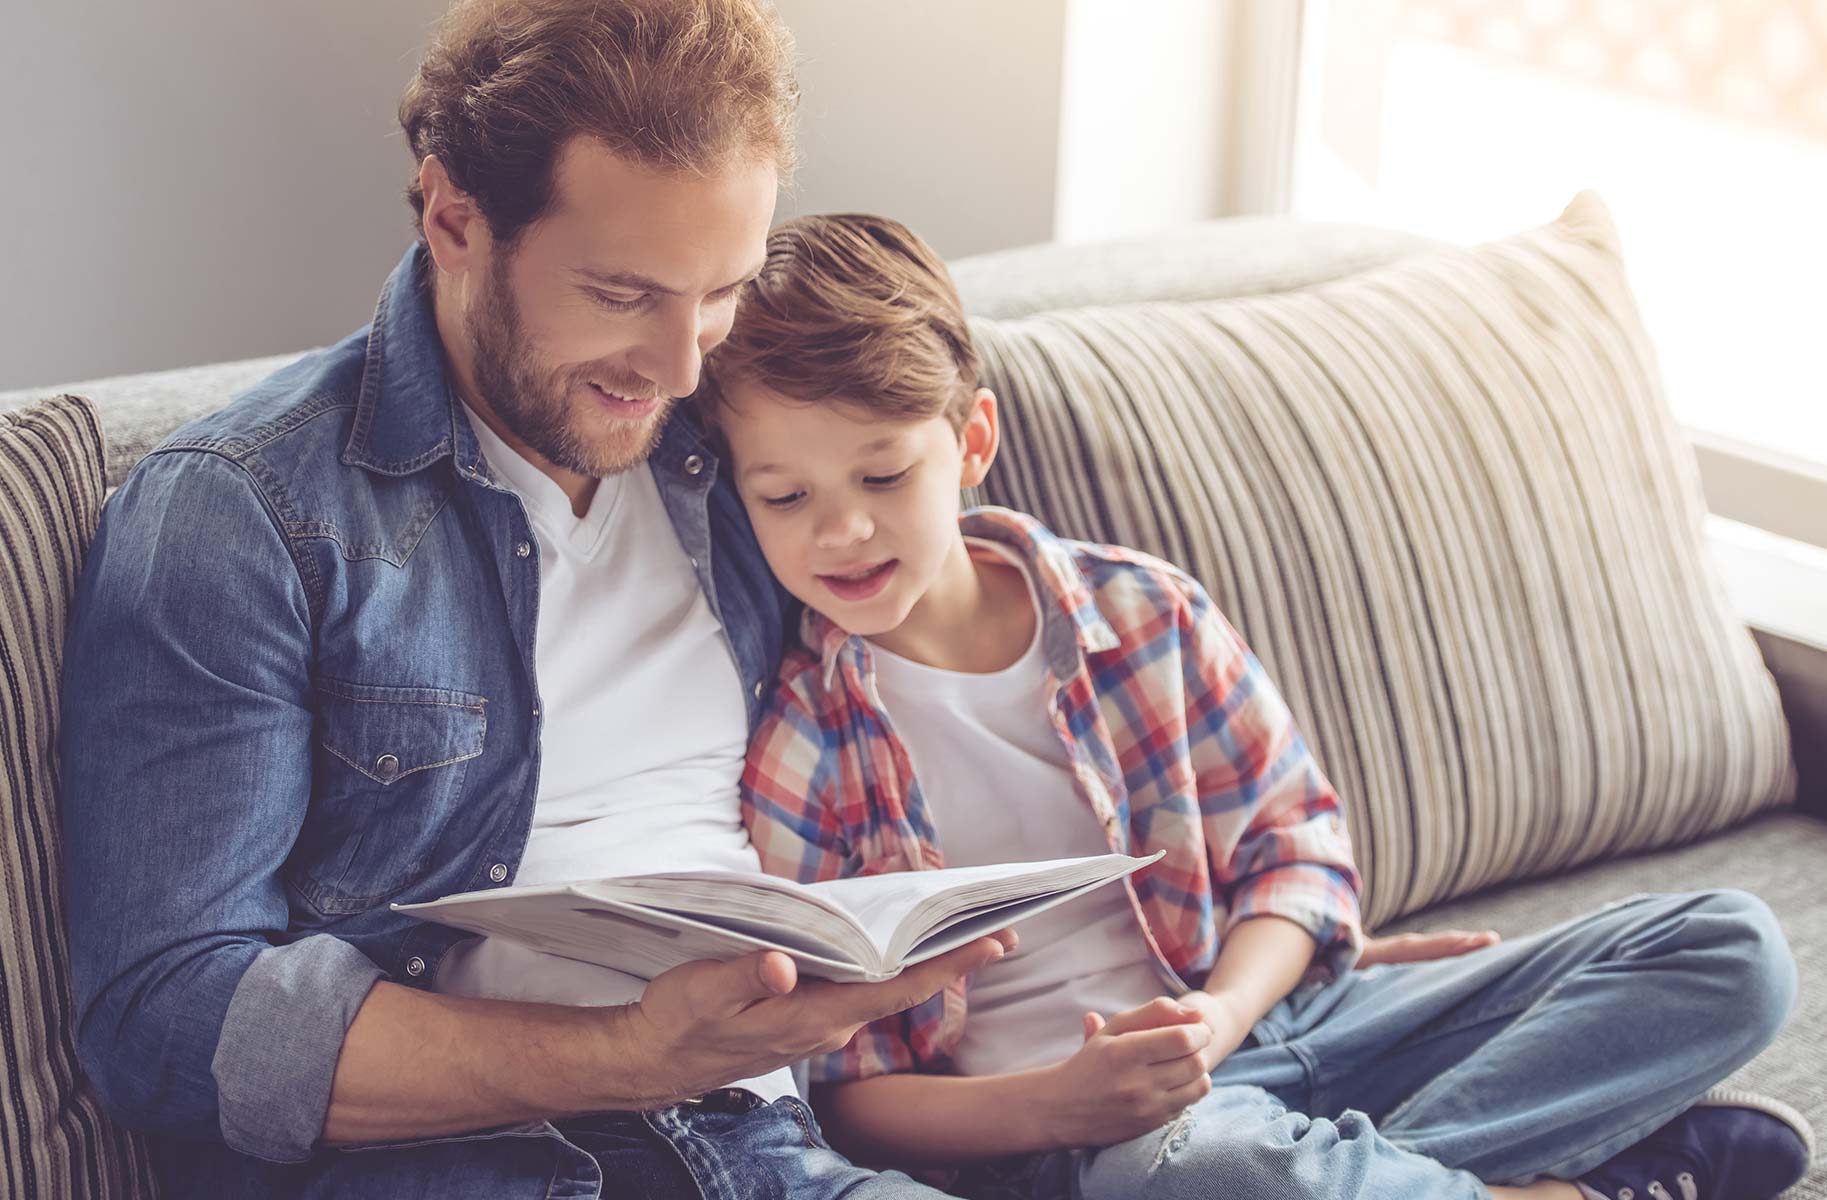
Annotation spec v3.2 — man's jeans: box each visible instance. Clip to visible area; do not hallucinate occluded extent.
[959,889,1797,1200]
[159,1090,952,1199]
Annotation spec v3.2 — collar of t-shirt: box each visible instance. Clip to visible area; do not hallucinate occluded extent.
[459,399,626,560]
[867,539,1046,700]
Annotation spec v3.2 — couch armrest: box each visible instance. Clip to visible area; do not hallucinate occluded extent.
[1752,627,1827,818]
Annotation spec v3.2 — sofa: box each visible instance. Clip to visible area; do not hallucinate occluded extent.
[2,195,1821,1197]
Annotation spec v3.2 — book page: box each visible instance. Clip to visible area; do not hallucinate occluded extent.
[395,885,887,982]
[809,853,1161,961]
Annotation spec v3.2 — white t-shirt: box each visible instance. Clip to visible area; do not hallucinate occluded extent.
[869,542,1172,1077]
[436,405,795,1103]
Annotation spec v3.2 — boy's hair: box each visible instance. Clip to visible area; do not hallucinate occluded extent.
[399,0,799,247]
[701,214,981,430]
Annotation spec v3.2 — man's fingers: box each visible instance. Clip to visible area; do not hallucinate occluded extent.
[839,934,1010,1022]
[717,950,797,1011]
[1082,1011,1106,1042]
[1099,995,1203,1038]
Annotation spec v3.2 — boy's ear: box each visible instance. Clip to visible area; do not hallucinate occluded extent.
[959,388,1000,489]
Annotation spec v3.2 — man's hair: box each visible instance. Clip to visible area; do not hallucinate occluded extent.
[701,214,980,430]
[400,0,799,245]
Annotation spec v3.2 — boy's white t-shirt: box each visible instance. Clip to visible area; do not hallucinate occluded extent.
[435,404,795,1104]
[869,540,1171,1077]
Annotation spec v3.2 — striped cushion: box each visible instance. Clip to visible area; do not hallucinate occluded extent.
[970,192,1796,928]
[1,395,157,1197]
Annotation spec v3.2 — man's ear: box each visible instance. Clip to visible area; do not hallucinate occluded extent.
[959,388,1000,489]
[418,155,489,278]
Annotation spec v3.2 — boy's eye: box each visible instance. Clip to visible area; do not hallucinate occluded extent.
[863,467,913,488]
[760,491,805,510]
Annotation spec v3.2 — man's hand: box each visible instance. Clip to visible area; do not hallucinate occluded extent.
[1030,997,1214,1149]
[1358,928,1499,967]
[623,932,1015,1106]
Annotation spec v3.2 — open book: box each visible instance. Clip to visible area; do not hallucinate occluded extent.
[394,851,1163,984]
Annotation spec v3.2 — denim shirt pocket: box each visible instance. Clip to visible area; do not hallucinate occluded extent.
[289,679,488,916]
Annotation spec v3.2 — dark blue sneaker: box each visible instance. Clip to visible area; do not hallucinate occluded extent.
[1577,1089,1814,1200]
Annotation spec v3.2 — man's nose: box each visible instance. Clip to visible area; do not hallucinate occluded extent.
[629,305,705,399]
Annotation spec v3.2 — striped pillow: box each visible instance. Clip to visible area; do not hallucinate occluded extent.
[0,395,157,1197]
[970,193,1796,928]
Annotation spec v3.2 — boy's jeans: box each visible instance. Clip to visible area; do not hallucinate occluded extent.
[960,889,1797,1200]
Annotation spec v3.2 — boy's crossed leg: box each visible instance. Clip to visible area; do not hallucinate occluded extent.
[989,889,1804,1200]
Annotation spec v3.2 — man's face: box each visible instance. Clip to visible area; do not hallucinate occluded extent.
[461,138,776,477]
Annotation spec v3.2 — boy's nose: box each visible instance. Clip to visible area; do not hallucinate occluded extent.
[814,506,873,549]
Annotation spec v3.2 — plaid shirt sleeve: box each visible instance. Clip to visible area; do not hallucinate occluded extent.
[739,665,920,1084]
[1176,577,1366,982]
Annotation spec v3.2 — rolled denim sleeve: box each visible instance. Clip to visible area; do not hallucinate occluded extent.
[60,448,381,1162]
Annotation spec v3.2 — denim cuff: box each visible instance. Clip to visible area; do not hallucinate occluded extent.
[212,934,385,1162]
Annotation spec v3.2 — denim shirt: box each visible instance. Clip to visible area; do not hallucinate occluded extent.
[57,245,786,1171]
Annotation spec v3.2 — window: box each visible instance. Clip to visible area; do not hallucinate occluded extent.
[1291,0,1827,474]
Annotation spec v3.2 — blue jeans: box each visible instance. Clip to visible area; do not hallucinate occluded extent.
[156,1090,952,1198]
[957,889,1797,1200]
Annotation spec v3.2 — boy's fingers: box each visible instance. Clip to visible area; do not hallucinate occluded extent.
[1146,1049,1214,1091]
[1099,995,1203,1038]
[1114,1022,1214,1066]
[1082,1012,1107,1042]
[1159,1072,1214,1111]
[1358,929,1500,967]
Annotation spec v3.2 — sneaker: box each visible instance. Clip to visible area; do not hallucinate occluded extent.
[1576,1088,1814,1200]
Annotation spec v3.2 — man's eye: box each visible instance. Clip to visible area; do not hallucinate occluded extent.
[592,291,647,312]
[864,467,912,488]
[761,491,805,510]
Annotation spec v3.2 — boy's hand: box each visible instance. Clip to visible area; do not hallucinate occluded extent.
[626,932,1014,1106]
[1173,990,1256,1072]
[1032,997,1214,1148]
[1358,928,1500,966]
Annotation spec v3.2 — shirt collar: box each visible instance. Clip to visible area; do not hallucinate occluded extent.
[809,506,1120,690]
[342,242,721,484]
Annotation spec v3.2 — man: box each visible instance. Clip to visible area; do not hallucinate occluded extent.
[58,2,1010,1195]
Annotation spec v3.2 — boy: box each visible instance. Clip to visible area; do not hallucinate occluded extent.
[700,213,1812,1200]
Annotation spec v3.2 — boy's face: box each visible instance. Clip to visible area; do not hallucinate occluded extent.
[720,381,998,638]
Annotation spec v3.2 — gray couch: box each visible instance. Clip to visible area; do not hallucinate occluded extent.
[5,214,1822,1195]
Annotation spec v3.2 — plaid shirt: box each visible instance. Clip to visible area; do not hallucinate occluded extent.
[741,508,1364,1083]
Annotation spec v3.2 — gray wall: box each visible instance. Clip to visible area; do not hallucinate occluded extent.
[0,2,1075,390]
[771,0,1067,261]
[2,1,452,391]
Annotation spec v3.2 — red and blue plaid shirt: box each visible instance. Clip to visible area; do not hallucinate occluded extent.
[740,508,1364,1083]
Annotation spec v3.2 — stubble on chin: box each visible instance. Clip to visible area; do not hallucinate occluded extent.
[466,257,673,478]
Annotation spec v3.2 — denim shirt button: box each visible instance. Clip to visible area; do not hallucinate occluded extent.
[374,753,401,782]
[489,863,509,884]
[753,681,764,699]
[405,956,426,978]
[683,454,705,476]
[514,541,531,558]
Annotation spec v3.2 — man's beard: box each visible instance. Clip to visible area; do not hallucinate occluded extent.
[465,253,675,477]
